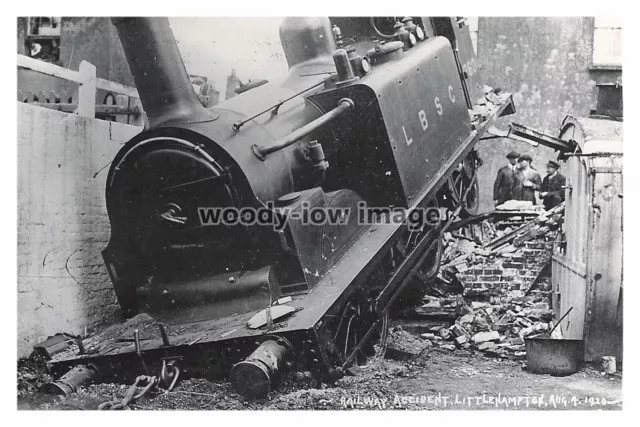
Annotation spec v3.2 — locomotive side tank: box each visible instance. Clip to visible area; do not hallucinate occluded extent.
[43,16,516,399]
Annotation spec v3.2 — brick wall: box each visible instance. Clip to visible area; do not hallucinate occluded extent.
[17,102,142,357]
[458,240,554,302]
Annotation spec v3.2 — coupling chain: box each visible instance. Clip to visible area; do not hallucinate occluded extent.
[98,375,157,410]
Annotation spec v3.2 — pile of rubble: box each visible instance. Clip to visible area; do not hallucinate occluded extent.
[406,296,555,359]
[389,203,565,360]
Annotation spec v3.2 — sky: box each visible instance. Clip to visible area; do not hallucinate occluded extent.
[169,17,289,99]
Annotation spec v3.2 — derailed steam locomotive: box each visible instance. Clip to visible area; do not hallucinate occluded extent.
[42,17,516,398]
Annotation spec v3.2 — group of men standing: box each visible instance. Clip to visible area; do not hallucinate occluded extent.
[493,151,566,210]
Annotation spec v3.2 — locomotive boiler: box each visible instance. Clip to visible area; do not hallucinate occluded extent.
[42,16,516,398]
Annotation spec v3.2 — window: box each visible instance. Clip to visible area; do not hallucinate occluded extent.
[593,17,622,67]
[26,17,61,63]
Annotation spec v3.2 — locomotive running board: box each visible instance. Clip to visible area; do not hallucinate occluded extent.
[43,93,515,386]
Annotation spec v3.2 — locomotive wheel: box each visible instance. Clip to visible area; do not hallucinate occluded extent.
[317,297,390,377]
[392,228,443,310]
[443,151,480,218]
[413,233,443,284]
[338,301,389,370]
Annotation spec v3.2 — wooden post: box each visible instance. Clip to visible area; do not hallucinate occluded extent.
[115,94,129,123]
[129,97,144,127]
[77,60,96,118]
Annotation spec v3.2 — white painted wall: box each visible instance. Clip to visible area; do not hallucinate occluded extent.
[17,103,141,357]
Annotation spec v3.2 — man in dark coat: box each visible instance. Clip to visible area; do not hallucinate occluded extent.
[540,160,566,210]
[493,151,520,206]
[512,154,542,205]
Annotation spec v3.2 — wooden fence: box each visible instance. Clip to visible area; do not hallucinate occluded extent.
[17,54,144,126]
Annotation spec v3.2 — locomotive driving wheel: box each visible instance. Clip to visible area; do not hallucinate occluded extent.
[317,291,390,379]
[393,200,444,308]
[339,302,389,369]
[442,150,481,217]
[411,229,443,285]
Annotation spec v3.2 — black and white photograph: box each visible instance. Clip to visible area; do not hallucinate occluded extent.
[10,6,630,414]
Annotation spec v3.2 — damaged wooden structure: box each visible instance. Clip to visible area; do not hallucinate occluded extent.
[482,116,623,365]
[551,116,623,364]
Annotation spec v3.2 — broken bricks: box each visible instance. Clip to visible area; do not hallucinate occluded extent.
[509,337,525,345]
[449,323,470,338]
[459,314,475,324]
[454,335,468,345]
[472,331,500,344]
[520,323,549,338]
[390,205,563,362]
[477,341,497,351]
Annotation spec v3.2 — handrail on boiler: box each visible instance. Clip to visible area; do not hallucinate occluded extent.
[251,98,354,160]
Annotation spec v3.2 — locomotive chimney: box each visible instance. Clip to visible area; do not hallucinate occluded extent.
[112,17,217,128]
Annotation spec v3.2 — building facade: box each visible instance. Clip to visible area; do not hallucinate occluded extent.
[469,17,622,212]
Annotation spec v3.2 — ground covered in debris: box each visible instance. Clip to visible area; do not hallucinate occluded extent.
[18,347,621,410]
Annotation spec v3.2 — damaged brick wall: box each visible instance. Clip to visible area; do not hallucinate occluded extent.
[436,205,564,305]
[391,211,562,360]
[17,103,142,357]
[458,241,554,300]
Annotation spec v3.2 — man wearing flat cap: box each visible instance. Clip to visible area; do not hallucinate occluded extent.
[540,160,566,210]
[493,151,520,206]
[512,154,542,204]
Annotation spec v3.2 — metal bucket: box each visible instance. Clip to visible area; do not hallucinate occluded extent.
[524,336,584,376]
